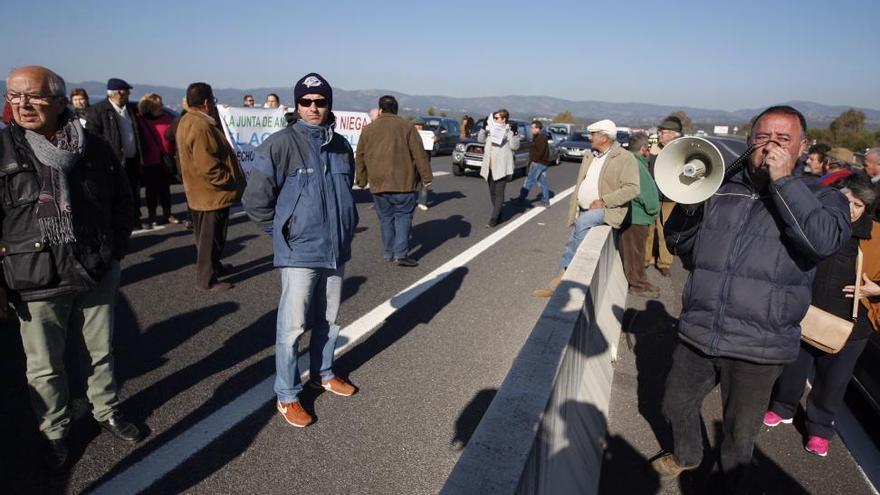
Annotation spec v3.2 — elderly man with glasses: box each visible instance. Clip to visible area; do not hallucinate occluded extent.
[2,66,141,470]
[243,73,360,428]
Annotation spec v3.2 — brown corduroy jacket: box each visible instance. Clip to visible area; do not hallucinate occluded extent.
[355,113,432,193]
[860,220,880,331]
[176,110,245,211]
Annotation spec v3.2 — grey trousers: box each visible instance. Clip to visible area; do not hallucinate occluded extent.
[15,261,122,440]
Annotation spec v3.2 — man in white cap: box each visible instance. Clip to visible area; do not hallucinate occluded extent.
[533,119,640,297]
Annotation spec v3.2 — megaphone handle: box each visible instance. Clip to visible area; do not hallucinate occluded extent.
[724,143,757,181]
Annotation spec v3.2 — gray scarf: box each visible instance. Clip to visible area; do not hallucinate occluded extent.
[23,114,84,245]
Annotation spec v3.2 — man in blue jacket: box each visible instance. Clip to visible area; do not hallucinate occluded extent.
[242,73,359,428]
[652,106,850,491]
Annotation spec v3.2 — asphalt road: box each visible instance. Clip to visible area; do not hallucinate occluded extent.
[0,154,584,494]
[2,140,878,494]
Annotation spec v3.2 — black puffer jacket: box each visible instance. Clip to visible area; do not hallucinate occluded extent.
[0,124,133,301]
[811,212,874,340]
[665,168,851,364]
[85,99,143,165]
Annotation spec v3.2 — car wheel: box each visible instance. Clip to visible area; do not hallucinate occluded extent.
[452,163,464,176]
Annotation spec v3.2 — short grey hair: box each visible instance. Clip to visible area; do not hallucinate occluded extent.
[47,72,66,97]
[629,132,650,151]
[867,148,880,161]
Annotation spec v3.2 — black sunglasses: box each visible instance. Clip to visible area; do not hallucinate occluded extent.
[297,98,328,108]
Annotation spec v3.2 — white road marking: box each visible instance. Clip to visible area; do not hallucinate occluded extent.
[91,185,576,494]
[130,225,167,237]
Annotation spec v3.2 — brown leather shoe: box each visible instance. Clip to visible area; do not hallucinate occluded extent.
[276,400,313,428]
[313,376,358,396]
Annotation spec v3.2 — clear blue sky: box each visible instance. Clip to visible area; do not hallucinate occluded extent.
[4,0,878,111]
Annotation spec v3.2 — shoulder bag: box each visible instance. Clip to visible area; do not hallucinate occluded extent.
[800,249,863,354]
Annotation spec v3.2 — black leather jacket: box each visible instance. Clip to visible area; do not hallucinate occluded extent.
[0,124,132,301]
[85,99,143,165]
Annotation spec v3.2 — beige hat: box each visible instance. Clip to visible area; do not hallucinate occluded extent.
[587,119,617,138]
[827,147,854,164]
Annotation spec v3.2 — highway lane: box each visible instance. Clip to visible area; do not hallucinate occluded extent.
[1,155,583,494]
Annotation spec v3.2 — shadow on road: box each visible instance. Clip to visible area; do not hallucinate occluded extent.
[333,267,468,377]
[451,388,497,450]
[423,190,466,209]
[409,215,472,261]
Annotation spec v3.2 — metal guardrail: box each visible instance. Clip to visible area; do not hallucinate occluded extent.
[441,226,627,494]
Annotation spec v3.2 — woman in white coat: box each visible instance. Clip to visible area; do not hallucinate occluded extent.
[478,109,520,227]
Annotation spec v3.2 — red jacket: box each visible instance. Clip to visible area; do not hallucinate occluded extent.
[139,112,174,166]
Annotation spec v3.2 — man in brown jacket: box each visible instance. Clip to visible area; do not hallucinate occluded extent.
[355,95,432,267]
[176,82,245,291]
[533,119,640,297]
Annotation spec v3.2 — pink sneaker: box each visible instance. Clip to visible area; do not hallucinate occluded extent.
[763,410,793,427]
[805,436,829,457]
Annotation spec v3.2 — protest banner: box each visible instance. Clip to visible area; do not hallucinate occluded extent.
[217,106,288,174]
[217,106,372,174]
[333,110,372,151]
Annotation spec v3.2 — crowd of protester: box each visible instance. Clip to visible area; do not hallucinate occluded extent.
[2,65,879,494]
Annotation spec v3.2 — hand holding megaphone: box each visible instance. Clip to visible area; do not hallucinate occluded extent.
[756,141,795,182]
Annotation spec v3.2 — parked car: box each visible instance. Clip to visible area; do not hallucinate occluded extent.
[558,132,592,162]
[547,122,576,145]
[419,116,460,156]
[616,126,632,149]
[451,118,559,176]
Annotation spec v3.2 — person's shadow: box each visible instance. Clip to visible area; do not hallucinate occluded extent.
[408,215,471,260]
[423,190,466,208]
[621,300,679,452]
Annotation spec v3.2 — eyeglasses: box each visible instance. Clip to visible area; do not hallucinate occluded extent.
[297,98,328,108]
[6,92,58,106]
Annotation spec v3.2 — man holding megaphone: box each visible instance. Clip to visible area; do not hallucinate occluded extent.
[651,106,851,492]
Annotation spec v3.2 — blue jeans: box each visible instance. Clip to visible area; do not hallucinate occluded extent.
[373,192,418,260]
[557,208,604,274]
[275,265,344,403]
[519,162,549,204]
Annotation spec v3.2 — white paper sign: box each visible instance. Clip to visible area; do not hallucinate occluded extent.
[418,130,435,151]
[486,114,507,146]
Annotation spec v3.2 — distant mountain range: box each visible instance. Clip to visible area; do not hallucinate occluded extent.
[4,81,878,129]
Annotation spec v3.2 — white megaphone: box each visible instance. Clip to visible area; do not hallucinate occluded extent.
[654,137,726,204]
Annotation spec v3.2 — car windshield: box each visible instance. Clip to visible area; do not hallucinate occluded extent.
[617,131,631,140]
[568,133,590,143]
[468,119,487,137]
[422,118,443,130]
[549,126,570,135]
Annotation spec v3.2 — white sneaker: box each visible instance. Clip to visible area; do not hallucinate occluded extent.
[418,204,428,211]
